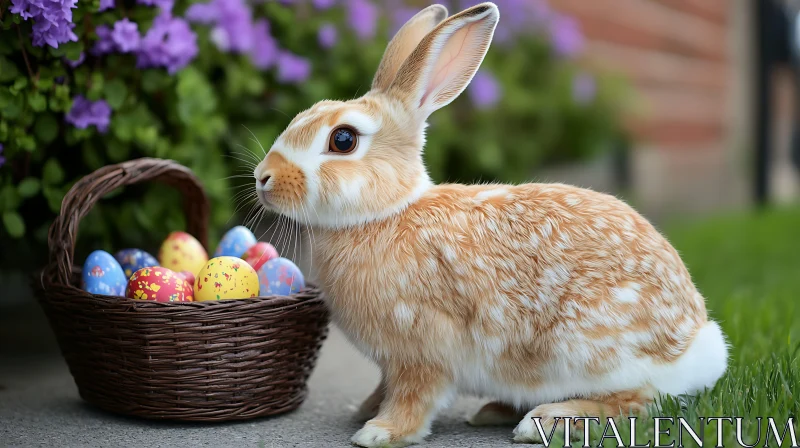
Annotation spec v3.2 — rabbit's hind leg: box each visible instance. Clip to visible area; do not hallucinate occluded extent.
[467,401,526,426]
[354,378,386,422]
[511,388,653,444]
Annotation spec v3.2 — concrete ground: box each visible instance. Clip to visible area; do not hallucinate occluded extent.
[0,307,524,448]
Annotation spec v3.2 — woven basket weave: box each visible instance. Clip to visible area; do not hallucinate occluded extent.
[35,158,329,422]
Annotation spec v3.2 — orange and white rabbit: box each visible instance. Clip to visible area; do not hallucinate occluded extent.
[254,3,728,446]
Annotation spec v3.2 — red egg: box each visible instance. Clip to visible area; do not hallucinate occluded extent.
[241,242,279,271]
[177,270,196,286]
[126,267,194,302]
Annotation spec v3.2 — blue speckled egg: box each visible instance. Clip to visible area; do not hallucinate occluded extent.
[114,248,159,279]
[214,226,257,258]
[257,257,305,296]
[82,250,127,296]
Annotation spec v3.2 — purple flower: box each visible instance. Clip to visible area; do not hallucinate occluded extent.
[136,0,173,11]
[98,0,115,11]
[277,51,311,84]
[185,2,218,24]
[549,14,584,58]
[65,96,112,133]
[111,18,141,53]
[11,0,79,48]
[136,13,198,74]
[468,70,501,109]
[92,25,116,55]
[312,0,336,9]
[0,144,5,168]
[9,0,38,19]
[250,19,278,69]
[347,0,378,40]
[572,72,596,105]
[318,23,337,48]
[187,0,255,53]
[64,51,85,68]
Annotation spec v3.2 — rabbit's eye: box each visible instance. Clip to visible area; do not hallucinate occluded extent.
[329,126,358,154]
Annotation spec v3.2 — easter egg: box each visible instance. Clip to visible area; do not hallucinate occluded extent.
[214,226,257,258]
[257,257,305,296]
[194,256,259,301]
[114,248,159,279]
[82,250,127,296]
[126,267,194,302]
[177,270,195,286]
[158,231,208,276]
[241,242,279,271]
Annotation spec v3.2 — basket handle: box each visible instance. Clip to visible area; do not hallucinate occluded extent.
[46,158,211,287]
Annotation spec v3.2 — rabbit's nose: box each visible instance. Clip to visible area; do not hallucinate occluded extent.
[256,172,272,189]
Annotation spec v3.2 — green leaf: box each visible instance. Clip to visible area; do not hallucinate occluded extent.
[34,114,59,143]
[37,77,54,90]
[17,178,41,198]
[43,158,65,185]
[42,186,64,213]
[1,93,24,119]
[107,140,130,162]
[0,56,20,82]
[0,185,21,211]
[62,41,83,61]
[28,92,47,112]
[15,135,36,152]
[82,145,105,171]
[2,211,25,238]
[11,77,28,92]
[103,78,127,110]
[48,45,67,58]
[87,72,104,101]
[141,70,172,93]
[50,85,72,112]
[0,89,12,109]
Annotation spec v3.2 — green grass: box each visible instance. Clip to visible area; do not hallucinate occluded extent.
[581,207,800,447]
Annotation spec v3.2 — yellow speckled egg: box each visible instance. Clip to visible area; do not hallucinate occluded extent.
[158,231,208,276]
[194,256,259,301]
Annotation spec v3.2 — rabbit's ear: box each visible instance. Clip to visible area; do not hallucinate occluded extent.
[387,2,498,120]
[372,5,449,92]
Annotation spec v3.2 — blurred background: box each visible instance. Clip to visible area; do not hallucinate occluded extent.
[2,2,800,445]
[1,0,799,357]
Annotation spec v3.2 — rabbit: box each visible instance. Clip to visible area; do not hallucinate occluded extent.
[253,3,729,447]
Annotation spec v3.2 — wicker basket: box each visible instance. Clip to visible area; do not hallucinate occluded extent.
[35,158,329,422]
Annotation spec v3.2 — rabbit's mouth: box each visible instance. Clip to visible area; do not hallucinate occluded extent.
[256,187,277,211]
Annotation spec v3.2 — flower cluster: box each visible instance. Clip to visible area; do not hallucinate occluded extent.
[186,0,310,83]
[6,0,597,143]
[93,19,141,55]
[9,0,78,48]
[65,96,112,133]
[136,13,198,74]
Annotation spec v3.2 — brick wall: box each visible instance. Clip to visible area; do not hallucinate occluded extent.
[549,0,754,218]
[554,0,731,151]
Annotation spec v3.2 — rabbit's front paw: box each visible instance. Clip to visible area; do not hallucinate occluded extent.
[351,420,416,448]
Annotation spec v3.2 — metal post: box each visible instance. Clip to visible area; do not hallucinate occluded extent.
[754,0,774,207]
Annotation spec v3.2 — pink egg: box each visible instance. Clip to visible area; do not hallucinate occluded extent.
[241,242,279,271]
